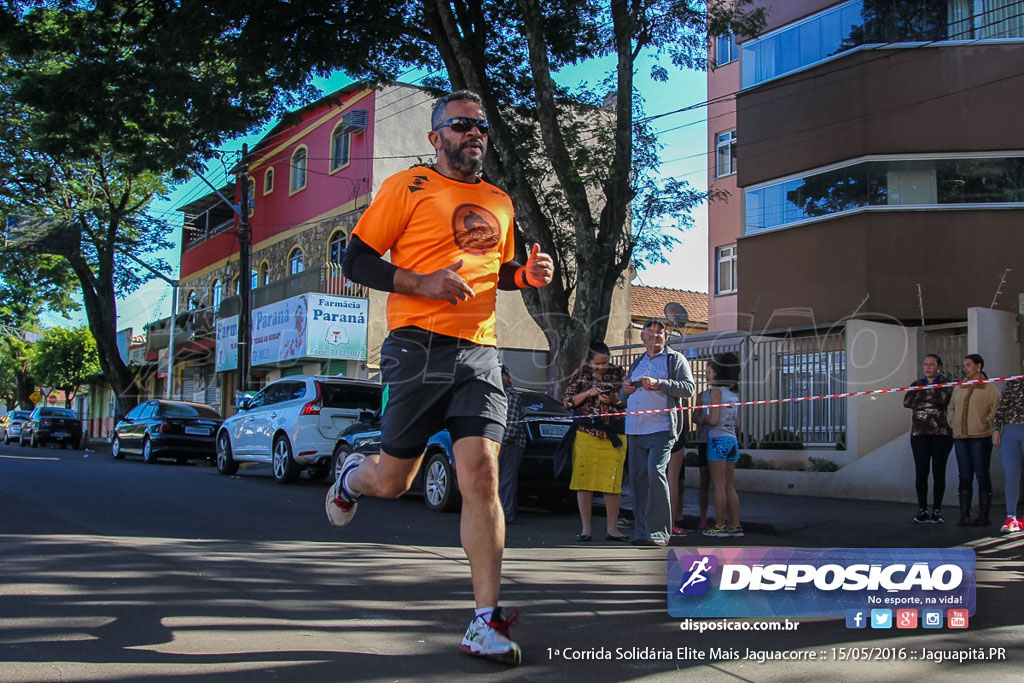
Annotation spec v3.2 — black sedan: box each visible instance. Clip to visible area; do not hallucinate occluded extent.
[112,400,223,464]
[330,389,573,511]
[22,407,83,449]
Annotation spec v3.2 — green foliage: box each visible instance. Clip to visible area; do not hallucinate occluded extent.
[806,457,840,473]
[0,342,17,410]
[28,327,100,403]
[736,452,753,469]
[751,458,775,470]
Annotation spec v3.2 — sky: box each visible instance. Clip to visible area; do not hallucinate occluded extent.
[40,52,711,334]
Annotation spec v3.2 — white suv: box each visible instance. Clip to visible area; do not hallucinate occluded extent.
[215,376,382,483]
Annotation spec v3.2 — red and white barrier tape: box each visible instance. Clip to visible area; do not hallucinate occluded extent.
[523,374,1024,423]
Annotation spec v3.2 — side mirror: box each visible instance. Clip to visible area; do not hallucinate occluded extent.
[358,410,375,423]
[115,414,126,423]
[237,397,251,412]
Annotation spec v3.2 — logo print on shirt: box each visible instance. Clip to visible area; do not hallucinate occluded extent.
[407,175,429,193]
[451,203,500,254]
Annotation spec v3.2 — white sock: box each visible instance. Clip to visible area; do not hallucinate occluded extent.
[341,467,361,500]
[475,607,496,623]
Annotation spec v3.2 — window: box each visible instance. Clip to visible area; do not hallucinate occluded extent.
[328,230,347,264]
[290,146,308,193]
[186,290,198,310]
[289,247,304,275]
[745,154,1024,235]
[715,130,737,178]
[264,168,274,194]
[246,178,255,216]
[258,261,270,287]
[716,31,738,66]
[716,245,738,295]
[211,278,222,311]
[331,126,351,171]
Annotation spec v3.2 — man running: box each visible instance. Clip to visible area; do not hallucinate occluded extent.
[327,89,554,666]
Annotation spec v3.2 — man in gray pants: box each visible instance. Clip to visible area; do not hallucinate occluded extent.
[623,318,695,546]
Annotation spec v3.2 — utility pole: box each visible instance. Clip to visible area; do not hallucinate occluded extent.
[236,144,252,399]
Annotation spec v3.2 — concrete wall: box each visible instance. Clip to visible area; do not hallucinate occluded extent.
[968,307,1021,378]
[845,319,918,459]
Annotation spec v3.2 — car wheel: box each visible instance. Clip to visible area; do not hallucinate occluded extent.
[216,432,239,475]
[423,451,461,513]
[142,437,156,464]
[331,443,351,483]
[271,435,300,484]
[111,436,125,460]
[3,433,8,445]
[30,432,38,448]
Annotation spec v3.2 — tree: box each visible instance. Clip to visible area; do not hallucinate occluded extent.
[1,0,765,392]
[28,327,101,408]
[0,342,18,411]
[0,246,80,409]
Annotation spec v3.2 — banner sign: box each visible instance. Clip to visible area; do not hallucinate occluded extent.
[667,547,975,618]
[215,314,239,372]
[250,293,368,367]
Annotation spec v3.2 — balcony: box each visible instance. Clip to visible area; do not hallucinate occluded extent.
[218,263,369,318]
[180,187,236,250]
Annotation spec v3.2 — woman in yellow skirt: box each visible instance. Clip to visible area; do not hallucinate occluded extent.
[563,341,629,542]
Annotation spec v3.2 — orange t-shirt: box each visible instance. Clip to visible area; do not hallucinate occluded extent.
[352,166,515,346]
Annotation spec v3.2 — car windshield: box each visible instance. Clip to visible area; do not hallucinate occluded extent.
[39,408,78,418]
[160,403,221,419]
[319,383,382,411]
[11,411,31,420]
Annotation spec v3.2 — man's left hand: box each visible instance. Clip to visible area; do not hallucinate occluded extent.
[641,376,660,391]
[525,243,554,287]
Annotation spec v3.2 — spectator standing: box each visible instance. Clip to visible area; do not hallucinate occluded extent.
[622,319,696,546]
[993,369,1024,533]
[947,354,1000,527]
[563,341,629,542]
[693,353,742,538]
[498,366,526,524]
[903,354,954,524]
[692,384,713,533]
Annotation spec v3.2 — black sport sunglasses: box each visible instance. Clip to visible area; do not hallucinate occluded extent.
[435,116,490,134]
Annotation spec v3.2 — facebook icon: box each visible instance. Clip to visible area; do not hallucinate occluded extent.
[845,609,867,629]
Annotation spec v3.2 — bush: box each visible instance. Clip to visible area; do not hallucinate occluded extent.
[736,452,753,469]
[751,458,775,470]
[758,429,804,450]
[684,450,700,467]
[834,431,847,451]
[806,457,840,472]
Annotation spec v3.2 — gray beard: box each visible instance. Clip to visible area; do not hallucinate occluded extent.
[442,139,484,177]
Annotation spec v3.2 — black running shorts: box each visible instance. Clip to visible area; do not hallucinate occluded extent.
[379,326,507,459]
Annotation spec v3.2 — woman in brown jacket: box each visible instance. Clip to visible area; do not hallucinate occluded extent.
[947,354,1001,526]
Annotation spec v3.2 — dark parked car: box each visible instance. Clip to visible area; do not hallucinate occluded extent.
[2,410,32,445]
[22,407,83,449]
[331,389,572,512]
[113,400,223,464]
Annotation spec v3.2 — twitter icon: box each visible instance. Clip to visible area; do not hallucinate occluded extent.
[870,609,892,629]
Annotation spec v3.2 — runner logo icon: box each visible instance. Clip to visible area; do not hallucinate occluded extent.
[677,555,717,596]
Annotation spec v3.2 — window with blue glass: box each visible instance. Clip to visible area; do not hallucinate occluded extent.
[716,31,739,66]
[745,155,1024,234]
[741,0,1024,88]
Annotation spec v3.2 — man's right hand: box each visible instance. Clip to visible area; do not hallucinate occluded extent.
[416,261,476,304]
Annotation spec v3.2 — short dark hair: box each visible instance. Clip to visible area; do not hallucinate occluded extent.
[587,340,611,361]
[431,90,485,130]
[708,352,740,390]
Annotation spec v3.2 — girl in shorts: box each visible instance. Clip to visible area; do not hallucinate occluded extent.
[693,353,742,537]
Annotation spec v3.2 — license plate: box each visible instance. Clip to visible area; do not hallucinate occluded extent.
[538,423,570,439]
[185,427,210,436]
[53,432,70,438]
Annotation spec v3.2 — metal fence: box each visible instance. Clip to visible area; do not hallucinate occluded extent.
[611,328,847,449]
[251,263,368,309]
[919,323,968,382]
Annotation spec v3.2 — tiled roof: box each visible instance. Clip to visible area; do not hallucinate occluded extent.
[631,286,708,324]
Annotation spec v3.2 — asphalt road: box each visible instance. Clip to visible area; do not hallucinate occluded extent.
[1,441,1022,682]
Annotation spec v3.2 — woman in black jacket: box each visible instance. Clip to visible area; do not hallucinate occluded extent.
[903,354,954,524]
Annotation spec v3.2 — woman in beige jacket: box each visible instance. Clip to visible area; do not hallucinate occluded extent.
[947,354,1001,526]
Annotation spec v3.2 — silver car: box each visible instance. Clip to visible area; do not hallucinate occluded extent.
[2,410,32,445]
[215,376,381,483]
